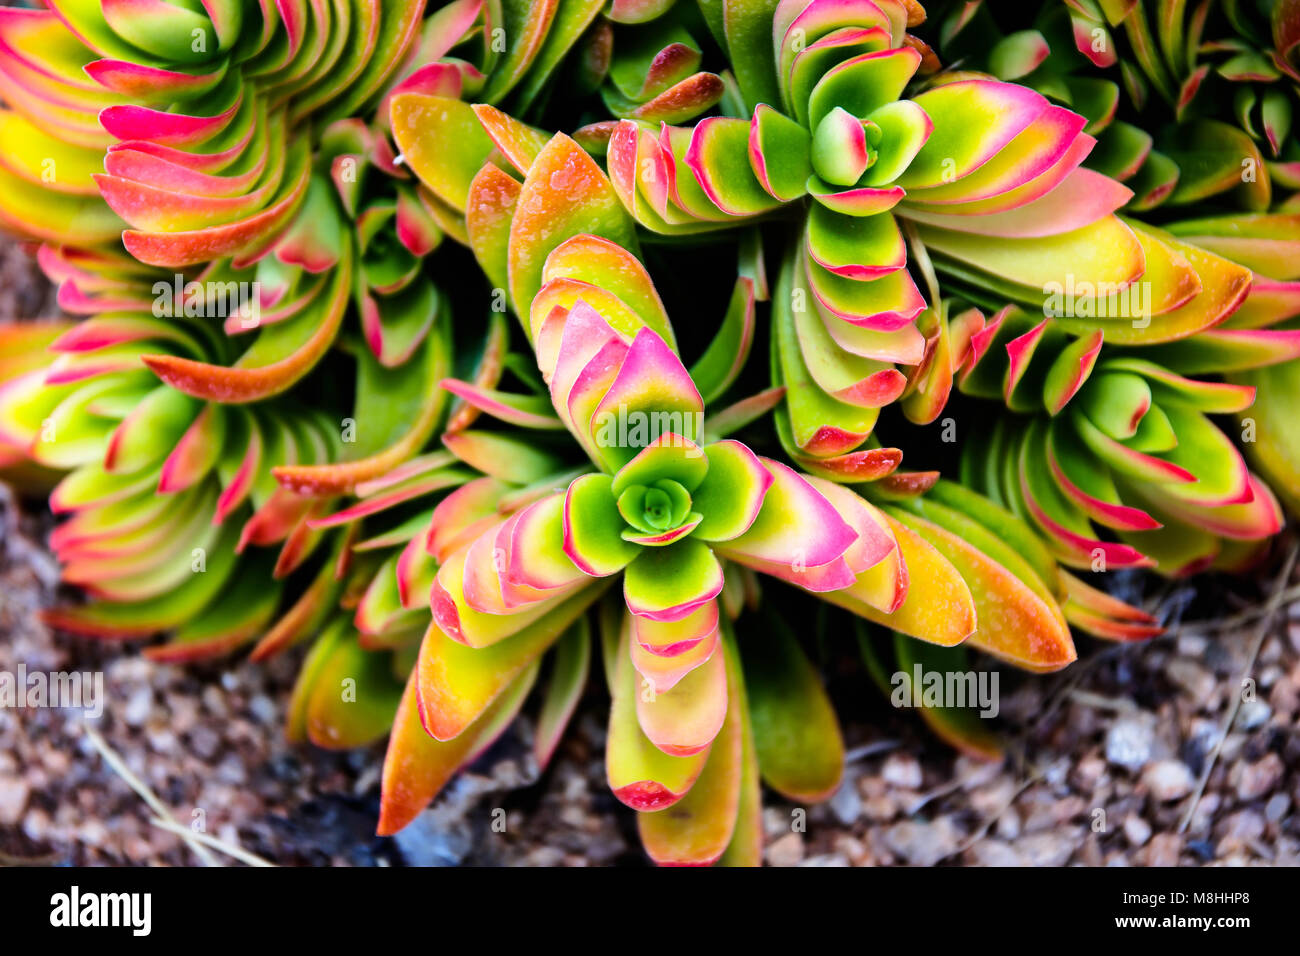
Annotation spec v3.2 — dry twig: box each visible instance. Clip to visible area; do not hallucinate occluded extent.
[1178,543,1299,834]
[81,721,221,867]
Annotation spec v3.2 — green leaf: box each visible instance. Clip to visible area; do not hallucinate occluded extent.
[722,0,782,112]
[742,612,843,802]
[390,94,496,212]
[534,618,592,770]
[638,626,744,866]
[893,634,1002,760]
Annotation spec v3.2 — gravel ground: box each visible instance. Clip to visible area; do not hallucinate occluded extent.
[0,238,58,320]
[4,462,1299,867]
[2,237,1298,867]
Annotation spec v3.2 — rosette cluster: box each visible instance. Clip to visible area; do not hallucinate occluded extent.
[0,0,1298,868]
[602,0,1190,484]
[0,0,427,264]
[374,224,1088,862]
[956,303,1286,576]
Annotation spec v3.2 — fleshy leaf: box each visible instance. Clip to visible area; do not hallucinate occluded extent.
[742,612,844,801]
[607,611,709,810]
[534,618,592,771]
[638,625,745,867]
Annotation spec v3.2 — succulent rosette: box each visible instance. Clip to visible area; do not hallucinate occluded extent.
[0,151,458,663]
[0,273,500,745]
[0,0,460,522]
[936,0,1300,209]
[0,0,427,266]
[374,228,1094,863]
[599,0,1209,487]
[952,298,1290,576]
[932,0,1300,528]
[0,0,535,435]
[936,0,1300,529]
[376,231,873,842]
[427,245,873,664]
[0,303,343,653]
[31,166,455,500]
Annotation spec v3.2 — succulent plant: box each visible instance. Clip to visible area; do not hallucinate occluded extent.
[598,0,1254,497]
[0,0,430,261]
[936,0,1300,206]
[0,301,332,648]
[596,11,726,124]
[1,0,1298,867]
[953,302,1287,574]
[373,226,1089,862]
[928,2,1300,558]
[929,1,1300,525]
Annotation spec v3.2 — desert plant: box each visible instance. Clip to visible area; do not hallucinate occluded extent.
[0,0,1295,867]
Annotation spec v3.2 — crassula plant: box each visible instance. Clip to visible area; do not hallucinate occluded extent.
[0,0,1297,866]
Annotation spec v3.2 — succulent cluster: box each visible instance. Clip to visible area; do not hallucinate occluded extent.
[0,0,1297,865]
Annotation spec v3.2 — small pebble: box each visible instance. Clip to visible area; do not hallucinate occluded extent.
[1144,833,1182,867]
[122,687,153,727]
[248,694,277,725]
[881,753,922,790]
[828,778,862,825]
[1106,715,1156,772]
[1216,810,1266,856]
[1016,829,1083,867]
[1265,793,1290,823]
[1124,815,1152,847]
[201,685,227,718]
[833,834,869,865]
[0,777,31,825]
[995,808,1021,840]
[967,839,1024,866]
[1167,659,1215,701]
[765,832,805,867]
[187,724,221,761]
[1141,759,1194,802]
[1235,754,1284,801]
[1072,754,1107,792]
[879,817,961,866]
[1234,699,1271,731]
